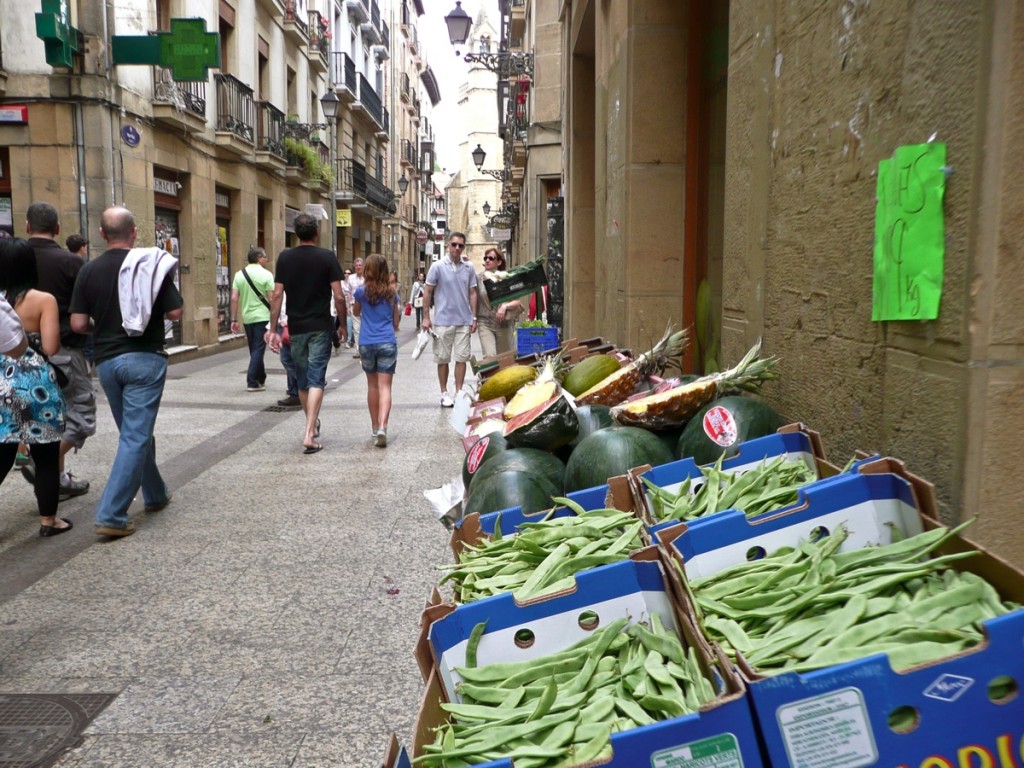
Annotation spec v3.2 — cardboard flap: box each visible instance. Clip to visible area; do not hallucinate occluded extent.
[415,601,456,683]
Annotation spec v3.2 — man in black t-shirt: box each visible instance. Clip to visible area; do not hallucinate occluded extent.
[70,206,184,538]
[25,201,97,499]
[266,214,346,454]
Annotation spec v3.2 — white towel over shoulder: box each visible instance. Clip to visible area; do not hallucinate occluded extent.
[118,247,177,336]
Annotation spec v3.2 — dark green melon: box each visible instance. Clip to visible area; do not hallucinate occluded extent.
[464,469,560,517]
[462,432,511,488]
[468,448,566,497]
[677,395,787,465]
[564,426,675,493]
[556,404,616,463]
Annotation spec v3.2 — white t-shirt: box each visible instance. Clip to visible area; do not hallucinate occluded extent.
[0,295,25,355]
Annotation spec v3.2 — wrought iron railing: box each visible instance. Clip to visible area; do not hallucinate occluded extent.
[255,101,286,158]
[332,52,357,94]
[284,0,309,37]
[403,139,418,169]
[358,73,383,129]
[338,158,394,211]
[370,0,380,32]
[153,66,207,117]
[215,73,255,143]
[381,21,389,50]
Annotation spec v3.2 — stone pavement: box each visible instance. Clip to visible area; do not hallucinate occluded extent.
[0,328,473,767]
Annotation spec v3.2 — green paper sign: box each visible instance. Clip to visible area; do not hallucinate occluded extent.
[872,142,946,321]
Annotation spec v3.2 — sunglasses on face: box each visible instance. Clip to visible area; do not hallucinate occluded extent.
[449,242,465,249]
[483,255,498,261]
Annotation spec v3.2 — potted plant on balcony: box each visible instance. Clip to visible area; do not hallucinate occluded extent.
[283,137,333,187]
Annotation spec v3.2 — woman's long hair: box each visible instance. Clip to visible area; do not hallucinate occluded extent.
[0,238,39,307]
[483,247,507,271]
[362,253,396,304]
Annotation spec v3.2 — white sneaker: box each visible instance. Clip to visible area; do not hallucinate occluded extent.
[375,428,387,448]
[440,393,455,408]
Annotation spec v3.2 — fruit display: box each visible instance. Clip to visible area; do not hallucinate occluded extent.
[676,394,787,464]
[564,426,674,493]
[610,340,777,430]
[576,328,689,407]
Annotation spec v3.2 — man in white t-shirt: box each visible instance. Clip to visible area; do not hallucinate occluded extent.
[421,231,478,407]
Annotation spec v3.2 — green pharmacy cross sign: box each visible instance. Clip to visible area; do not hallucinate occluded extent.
[35,0,80,68]
[112,18,220,81]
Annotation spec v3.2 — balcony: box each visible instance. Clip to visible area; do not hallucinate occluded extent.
[400,72,411,104]
[345,0,369,24]
[307,10,330,73]
[401,139,418,172]
[352,73,387,135]
[337,158,396,217]
[214,74,255,156]
[254,101,287,170]
[152,66,207,133]
[333,53,357,102]
[283,130,333,192]
[282,0,309,46]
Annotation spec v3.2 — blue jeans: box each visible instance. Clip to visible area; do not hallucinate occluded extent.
[243,321,268,388]
[95,352,170,528]
[290,330,332,391]
[360,343,398,375]
[278,326,298,396]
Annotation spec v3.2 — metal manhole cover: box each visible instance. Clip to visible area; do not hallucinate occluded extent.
[262,405,300,413]
[0,693,116,768]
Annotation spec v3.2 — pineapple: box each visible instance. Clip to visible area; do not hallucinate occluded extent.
[576,327,689,407]
[503,355,568,420]
[610,340,778,430]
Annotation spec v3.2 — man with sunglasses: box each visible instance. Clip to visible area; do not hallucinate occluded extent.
[420,231,478,407]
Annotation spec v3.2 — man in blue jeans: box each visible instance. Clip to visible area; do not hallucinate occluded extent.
[229,245,274,391]
[70,206,183,537]
[266,214,346,454]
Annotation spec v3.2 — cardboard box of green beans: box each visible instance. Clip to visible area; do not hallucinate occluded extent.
[412,552,766,767]
[631,424,841,538]
[658,458,1024,768]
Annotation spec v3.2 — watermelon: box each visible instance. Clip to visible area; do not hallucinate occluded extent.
[504,394,579,450]
[468,448,566,497]
[676,395,787,465]
[564,426,675,493]
[556,404,615,463]
[462,432,511,488]
[464,469,559,517]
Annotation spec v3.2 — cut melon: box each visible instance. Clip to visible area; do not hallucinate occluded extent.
[479,365,538,403]
[503,394,580,450]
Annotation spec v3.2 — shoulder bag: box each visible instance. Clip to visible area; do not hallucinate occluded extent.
[241,268,272,311]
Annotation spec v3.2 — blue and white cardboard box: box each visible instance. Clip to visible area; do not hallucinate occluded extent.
[414,553,765,767]
[658,458,1024,767]
[631,424,836,537]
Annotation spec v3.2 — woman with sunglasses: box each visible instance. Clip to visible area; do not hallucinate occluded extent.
[476,248,524,358]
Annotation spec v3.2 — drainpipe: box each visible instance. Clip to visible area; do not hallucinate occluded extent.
[73,102,89,253]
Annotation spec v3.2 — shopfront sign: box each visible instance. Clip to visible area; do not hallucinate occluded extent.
[35,0,79,68]
[153,178,178,196]
[112,18,220,81]
[336,209,352,227]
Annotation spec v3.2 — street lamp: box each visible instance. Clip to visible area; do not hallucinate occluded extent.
[444,1,534,78]
[471,144,510,182]
[482,201,490,216]
[319,90,340,252]
[397,173,409,195]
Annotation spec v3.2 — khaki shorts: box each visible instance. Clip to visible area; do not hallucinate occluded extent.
[49,346,97,449]
[432,325,472,364]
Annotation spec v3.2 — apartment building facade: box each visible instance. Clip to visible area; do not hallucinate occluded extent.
[0,0,436,350]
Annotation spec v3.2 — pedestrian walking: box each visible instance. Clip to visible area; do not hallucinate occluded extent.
[25,202,96,500]
[265,213,347,454]
[409,271,426,330]
[421,231,478,407]
[476,248,524,358]
[353,254,401,447]
[275,293,301,408]
[65,234,88,259]
[344,257,365,357]
[69,206,182,538]
[229,245,274,392]
[0,243,71,537]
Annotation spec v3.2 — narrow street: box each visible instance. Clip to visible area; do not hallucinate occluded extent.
[0,329,457,767]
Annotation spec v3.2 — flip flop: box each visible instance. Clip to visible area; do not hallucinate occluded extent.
[303,443,323,455]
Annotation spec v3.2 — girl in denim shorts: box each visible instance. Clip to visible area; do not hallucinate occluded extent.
[352,254,401,447]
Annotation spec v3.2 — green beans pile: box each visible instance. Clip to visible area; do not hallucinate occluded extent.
[643,455,818,524]
[687,521,1021,673]
[416,615,718,767]
[438,500,645,603]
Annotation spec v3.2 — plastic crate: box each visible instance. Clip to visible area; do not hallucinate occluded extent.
[515,326,559,356]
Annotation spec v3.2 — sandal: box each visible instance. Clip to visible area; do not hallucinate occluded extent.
[40,518,74,538]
